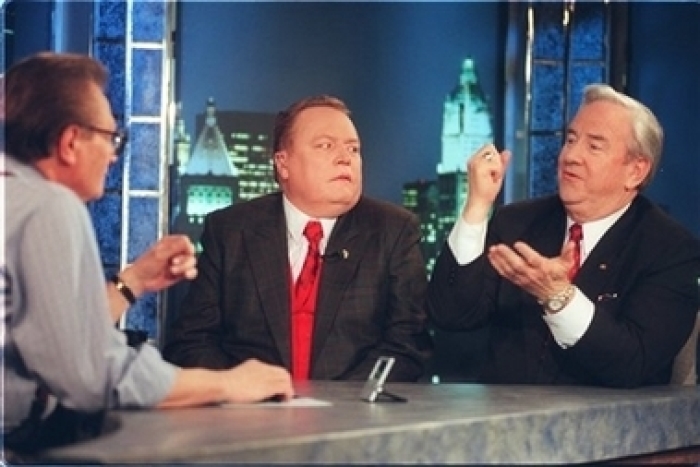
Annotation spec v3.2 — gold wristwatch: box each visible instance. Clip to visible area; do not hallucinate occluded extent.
[539,284,576,314]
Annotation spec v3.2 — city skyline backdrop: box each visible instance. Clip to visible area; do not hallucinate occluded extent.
[175,1,503,205]
[170,57,494,275]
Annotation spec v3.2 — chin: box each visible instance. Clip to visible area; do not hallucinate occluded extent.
[325,195,360,216]
[334,196,359,209]
[558,183,577,201]
[332,184,360,199]
[87,188,105,202]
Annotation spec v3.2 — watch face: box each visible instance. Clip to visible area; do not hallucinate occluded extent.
[547,298,564,312]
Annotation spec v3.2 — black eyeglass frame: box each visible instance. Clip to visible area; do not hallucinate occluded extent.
[78,124,128,154]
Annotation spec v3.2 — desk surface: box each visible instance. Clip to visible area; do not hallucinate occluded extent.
[39,381,700,464]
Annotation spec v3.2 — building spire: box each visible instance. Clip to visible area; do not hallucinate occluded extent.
[438,57,493,175]
[185,98,238,177]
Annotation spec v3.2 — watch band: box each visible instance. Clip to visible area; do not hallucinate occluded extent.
[111,275,137,305]
[539,284,576,314]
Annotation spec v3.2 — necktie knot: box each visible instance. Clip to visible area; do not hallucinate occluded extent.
[297,221,323,289]
[569,223,583,243]
[303,221,323,249]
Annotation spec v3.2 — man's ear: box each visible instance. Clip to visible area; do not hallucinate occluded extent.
[625,155,651,191]
[274,150,289,181]
[55,125,80,166]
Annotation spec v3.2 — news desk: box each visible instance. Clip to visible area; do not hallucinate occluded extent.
[38,381,700,464]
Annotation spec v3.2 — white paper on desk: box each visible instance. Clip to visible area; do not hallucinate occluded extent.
[222,397,332,408]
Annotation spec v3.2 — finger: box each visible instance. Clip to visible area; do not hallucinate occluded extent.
[487,244,521,278]
[170,253,195,267]
[499,150,512,168]
[512,241,543,268]
[275,381,295,400]
[184,267,198,280]
[487,151,509,181]
[559,239,578,274]
[560,237,576,258]
[275,370,295,399]
[490,244,541,287]
[467,145,495,172]
[169,256,197,278]
[471,144,495,160]
[159,235,195,257]
[181,236,196,255]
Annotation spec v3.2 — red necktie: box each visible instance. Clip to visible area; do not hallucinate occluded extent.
[291,221,323,380]
[567,223,583,281]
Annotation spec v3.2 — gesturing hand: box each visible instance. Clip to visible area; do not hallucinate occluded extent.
[462,144,511,224]
[487,239,579,301]
[121,234,198,297]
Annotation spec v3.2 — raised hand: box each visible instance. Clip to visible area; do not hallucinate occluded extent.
[462,144,511,224]
[120,234,198,297]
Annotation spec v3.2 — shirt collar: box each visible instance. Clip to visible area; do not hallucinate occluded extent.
[282,195,336,244]
[3,154,44,182]
[567,203,631,256]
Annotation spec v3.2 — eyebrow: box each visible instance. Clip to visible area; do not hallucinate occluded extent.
[314,134,360,144]
[585,132,607,144]
[566,127,607,144]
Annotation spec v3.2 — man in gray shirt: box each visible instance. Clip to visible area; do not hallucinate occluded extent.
[1,52,294,453]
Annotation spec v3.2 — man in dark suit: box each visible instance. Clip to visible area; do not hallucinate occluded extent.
[164,96,431,381]
[428,84,700,388]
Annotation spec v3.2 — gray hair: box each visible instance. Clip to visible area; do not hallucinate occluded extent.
[582,84,663,189]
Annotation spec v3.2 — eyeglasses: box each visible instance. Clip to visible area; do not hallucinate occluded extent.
[79,124,128,154]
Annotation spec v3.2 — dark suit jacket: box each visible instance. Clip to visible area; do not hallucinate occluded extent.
[163,193,432,381]
[427,195,700,387]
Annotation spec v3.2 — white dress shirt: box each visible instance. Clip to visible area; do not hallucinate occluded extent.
[448,204,630,348]
[283,196,337,281]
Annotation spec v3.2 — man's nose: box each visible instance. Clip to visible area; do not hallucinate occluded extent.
[559,145,579,163]
[336,148,352,164]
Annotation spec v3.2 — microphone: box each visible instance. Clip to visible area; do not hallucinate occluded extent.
[322,249,349,261]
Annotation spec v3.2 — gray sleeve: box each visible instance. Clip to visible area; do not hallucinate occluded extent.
[11,189,177,411]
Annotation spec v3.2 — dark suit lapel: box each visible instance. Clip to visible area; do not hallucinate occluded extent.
[524,208,567,260]
[576,197,646,301]
[525,216,566,258]
[244,196,293,369]
[311,207,363,362]
[518,197,643,300]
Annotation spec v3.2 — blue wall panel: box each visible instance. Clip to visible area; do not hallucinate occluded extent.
[132,48,163,117]
[529,134,561,198]
[88,193,123,268]
[531,63,565,132]
[130,122,162,191]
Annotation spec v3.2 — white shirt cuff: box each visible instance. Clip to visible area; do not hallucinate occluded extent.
[447,217,488,265]
[543,287,595,348]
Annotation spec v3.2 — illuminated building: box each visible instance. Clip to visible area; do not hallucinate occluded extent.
[198,103,277,202]
[404,58,493,273]
[402,180,439,275]
[171,98,278,250]
[172,98,239,250]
